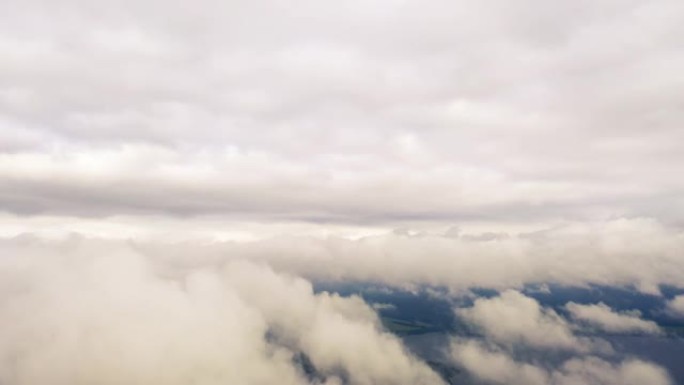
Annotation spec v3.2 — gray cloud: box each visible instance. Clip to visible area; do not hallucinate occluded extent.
[0,0,683,224]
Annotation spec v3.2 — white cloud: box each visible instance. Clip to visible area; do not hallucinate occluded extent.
[552,357,672,385]
[0,239,443,385]
[450,342,672,385]
[233,218,684,295]
[451,340,549,385]
[2,217,678,294]
[566,302,660,334]
[456,290,584,351]
[665,295,684,318]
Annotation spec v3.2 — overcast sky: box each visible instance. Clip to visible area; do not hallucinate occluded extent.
[2,2,684,384]
[1,0,683,239]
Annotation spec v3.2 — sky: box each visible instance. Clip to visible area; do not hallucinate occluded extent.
[1,0,683,237]
[1,1,683,384]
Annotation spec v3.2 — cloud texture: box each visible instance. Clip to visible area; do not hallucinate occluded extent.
[0,0,683,226]
[1,0,683,384]
[451,291,672,385]
[566,302,661,334]
[0,238,442,385]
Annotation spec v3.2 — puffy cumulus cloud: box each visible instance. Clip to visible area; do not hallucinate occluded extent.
[219,260,442,385]
[450,340,549,385]
[448,293,673,384]
[450,341,672,385]
[551,357,672,385]
[665,295,684,318]
[566,302,660,334]
[0,237,443,385]
[455,290,584,351]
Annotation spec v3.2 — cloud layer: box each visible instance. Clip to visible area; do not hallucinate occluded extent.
[0,225,679,384]
[1,0,683,226]
[1,0,683,384]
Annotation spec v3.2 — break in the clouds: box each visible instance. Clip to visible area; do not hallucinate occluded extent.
[451,292,672,385]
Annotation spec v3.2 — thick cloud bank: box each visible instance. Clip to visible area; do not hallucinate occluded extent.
[0,239,442,385]
[208,218,683,293]
[1,231,679,384]
[0,0,683,225]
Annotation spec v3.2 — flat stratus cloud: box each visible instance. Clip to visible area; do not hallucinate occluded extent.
[566,302,661,334]
[0,0,683,225]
